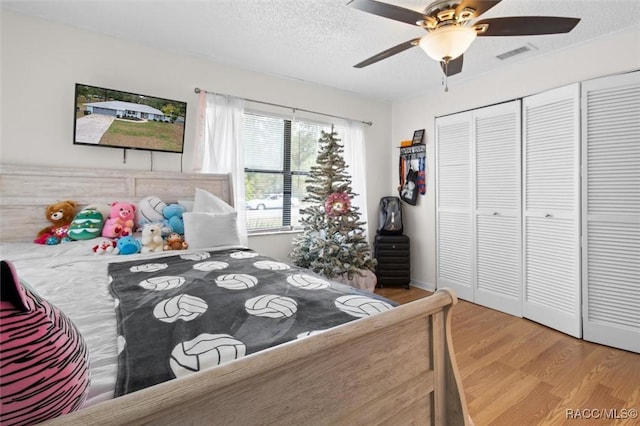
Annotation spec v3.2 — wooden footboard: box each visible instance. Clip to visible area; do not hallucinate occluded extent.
[44,289,470,425]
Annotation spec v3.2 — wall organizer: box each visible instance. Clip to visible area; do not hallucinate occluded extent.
[398,143,426,205]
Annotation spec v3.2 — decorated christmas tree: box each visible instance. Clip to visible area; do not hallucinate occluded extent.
[290,130,376,281]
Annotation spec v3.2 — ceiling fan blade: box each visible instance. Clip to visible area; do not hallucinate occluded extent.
[440,55,463,76]
[455,0,501,19]
[347,0,425,26]
[474,16,581,36]
[354,38,421,68]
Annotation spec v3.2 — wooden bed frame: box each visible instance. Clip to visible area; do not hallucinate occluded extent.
[0,164,471,425]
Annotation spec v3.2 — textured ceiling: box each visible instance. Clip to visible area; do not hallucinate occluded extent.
[3,0,640,100]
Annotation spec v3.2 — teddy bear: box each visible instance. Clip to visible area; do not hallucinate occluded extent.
[164,232,188,251]
[140,223,164,253]
[109,201,136,236]
[34,200,78,245]
[102,218,125,238]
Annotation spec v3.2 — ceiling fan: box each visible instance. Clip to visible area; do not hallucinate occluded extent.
[348,0,580,89]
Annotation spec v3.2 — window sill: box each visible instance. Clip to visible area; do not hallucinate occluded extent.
[248,228,304,237]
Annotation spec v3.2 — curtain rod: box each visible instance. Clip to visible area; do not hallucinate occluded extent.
[194,87,372,126]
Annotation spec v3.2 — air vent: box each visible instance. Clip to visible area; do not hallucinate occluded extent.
[496,44,536,60]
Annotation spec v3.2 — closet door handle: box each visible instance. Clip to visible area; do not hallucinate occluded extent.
[545,213,552,218]
[492,212,499,216]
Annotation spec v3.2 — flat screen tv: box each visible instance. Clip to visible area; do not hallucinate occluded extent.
[74,83,187,153]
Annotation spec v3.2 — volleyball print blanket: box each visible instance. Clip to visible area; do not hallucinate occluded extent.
[108,248,396,396]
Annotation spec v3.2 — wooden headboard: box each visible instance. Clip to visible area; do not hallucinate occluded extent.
[0,164,233,243]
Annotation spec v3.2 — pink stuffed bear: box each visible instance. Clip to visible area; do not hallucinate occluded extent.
[109,202,136,236]
[101,217,125,238]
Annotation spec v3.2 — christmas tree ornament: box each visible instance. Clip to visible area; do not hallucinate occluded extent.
[325,192,351,217]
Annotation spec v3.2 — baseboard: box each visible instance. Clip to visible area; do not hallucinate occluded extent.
[410,279,436,292]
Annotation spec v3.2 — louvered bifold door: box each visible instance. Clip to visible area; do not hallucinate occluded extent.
[523,84,582,337]
[474,101,522,317]
[436,112,473,301]
[582,71,640,353]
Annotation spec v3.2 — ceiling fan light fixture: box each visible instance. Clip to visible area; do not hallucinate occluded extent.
[419,25,477,61]
[457,8,475,22]
[435,8,456,21]
[417,15,438,29]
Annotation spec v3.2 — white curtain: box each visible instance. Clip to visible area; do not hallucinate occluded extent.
[194,91,247,245]
[335,119,371,241]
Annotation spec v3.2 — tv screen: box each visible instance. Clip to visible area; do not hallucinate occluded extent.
[74,83,187,153]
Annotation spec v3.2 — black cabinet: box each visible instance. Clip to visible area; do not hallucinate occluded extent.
[374,234,410,289]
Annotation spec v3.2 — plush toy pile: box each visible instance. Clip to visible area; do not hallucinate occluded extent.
[34,197,190,255]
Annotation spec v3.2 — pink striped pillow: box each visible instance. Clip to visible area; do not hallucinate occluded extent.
[0,260,90,425]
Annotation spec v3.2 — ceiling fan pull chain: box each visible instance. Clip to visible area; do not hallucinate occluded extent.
[443,57,450,92]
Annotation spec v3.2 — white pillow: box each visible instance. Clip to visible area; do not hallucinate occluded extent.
[183,212,241,249]
[193,188,235,214]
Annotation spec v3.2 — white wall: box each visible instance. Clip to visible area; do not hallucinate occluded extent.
[391,26,640,289]
[0,10,392,261]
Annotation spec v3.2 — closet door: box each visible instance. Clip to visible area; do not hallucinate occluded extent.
[474,101,522,317]
[436,102,521,312]
[582,71,640,353]
[522,84,581,337]
[436,112,473,301]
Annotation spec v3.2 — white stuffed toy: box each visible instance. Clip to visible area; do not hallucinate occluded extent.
[141,223,164,253]
[136,196,166,230]
[92,238,119,255]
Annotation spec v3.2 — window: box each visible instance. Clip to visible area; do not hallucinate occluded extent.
[243,111,330,232]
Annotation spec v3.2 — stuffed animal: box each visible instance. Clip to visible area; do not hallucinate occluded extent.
[84,203,111,222]
[109,202,136,236]
[117,236,141,255]
[163,203,185,235]
[92,238,119,255]
[164,232,188,251]
[101,217,125,238]
[136,196,166,229]
[141,223,164,253]
[67,208,104,241]
[34,200,78,245]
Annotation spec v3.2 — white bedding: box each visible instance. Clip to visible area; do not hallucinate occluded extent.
[0,240,244,407]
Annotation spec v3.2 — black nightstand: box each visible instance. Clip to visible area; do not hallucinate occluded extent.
[374,234,410,289]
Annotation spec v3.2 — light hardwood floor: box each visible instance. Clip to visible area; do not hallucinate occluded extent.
[376,286,640,426]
